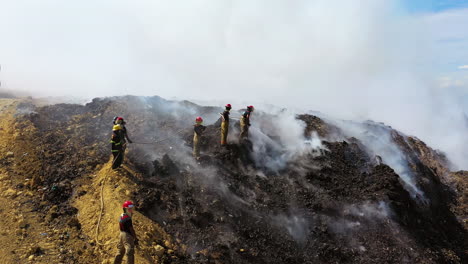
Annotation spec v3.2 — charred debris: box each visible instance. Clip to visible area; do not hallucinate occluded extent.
[10,95,468,263]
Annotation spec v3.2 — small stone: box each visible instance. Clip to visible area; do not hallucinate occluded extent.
[154,245,165,257]
[144,232,151,238]
[6,152,14,158]
[5,188,17,198]
[28,255,34,261]
[164,240,172,248]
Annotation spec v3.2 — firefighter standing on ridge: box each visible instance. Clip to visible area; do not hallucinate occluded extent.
[193,116,206,159]
[111,117,133,169]
[239,105,254,140]
[220,104,231,145]
[114,200,139,264]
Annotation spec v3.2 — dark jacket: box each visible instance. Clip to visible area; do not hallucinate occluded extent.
[221,110,230,122]
[242,111,251,126]
[194,124,206,136]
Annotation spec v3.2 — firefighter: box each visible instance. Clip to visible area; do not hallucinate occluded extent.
[220,104,231,145]
[239,105,254,140]
[193,116,206,159]
[115,117,133,145]
[110,117,132,169]
[114,200,139,264]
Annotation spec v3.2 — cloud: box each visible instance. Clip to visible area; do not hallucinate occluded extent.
[459,65,468,69]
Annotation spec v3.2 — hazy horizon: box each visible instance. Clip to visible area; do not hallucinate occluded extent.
[1,0,468,169]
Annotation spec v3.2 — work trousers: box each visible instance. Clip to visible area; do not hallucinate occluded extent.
[193,133,200,158]
[221,121,229,145]
[239,118,249,139]
[113,231,135,264]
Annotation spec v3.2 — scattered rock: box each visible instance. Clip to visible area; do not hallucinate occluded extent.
[4,188,17,198]
[154,244,165,257]
[164,240,172,248]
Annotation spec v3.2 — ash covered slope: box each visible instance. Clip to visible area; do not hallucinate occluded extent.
[17,96,468,263]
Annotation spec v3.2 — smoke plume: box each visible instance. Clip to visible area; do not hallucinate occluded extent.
[1,0,467,169]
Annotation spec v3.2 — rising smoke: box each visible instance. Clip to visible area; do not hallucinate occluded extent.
[0,0,467,169]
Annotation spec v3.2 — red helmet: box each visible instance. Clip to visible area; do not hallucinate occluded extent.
[247,105,254,111]
[195,116,203,123]
[123,200,134,209]
[225,104,232,108]
[115,117,124,124]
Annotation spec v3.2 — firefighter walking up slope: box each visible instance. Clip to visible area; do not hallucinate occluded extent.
[113,200,139,264]
[193,116,206,160]
[220,104,231,145]
[239,105,254,140]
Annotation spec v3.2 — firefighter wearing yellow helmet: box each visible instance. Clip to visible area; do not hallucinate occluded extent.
[110,117,133,169]
[220,104,232,145]
[193,116,206,159]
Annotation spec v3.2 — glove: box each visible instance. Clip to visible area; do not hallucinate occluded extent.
[134,239,139,246]
[128,140,133,144]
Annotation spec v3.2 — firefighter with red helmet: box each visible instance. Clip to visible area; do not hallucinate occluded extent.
[110,117,132,169]
[239,105,254,140]
[114,200,138,264]
[193,116,206,159]
[220,104,231,145]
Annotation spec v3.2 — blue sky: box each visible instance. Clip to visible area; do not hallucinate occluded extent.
[399,0,468,90]
[405,0,468,13]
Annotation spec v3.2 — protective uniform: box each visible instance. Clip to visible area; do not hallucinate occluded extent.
[193,117,206,159]
[114,201,138,264]
[110,117,132,169]
[239,106,254,140]
[220,104,231,145]
[111,124,124,169]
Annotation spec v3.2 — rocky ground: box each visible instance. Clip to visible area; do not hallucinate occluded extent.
[0,95,466,263]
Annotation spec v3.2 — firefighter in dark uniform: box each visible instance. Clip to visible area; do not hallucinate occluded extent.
[193,116,206,159]
[220,104,231,145]
[110,117,132,169]
[239,105,254,140]
[114,200,139,264]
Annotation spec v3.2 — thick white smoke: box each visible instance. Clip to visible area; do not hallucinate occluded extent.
[1,0,467,169]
